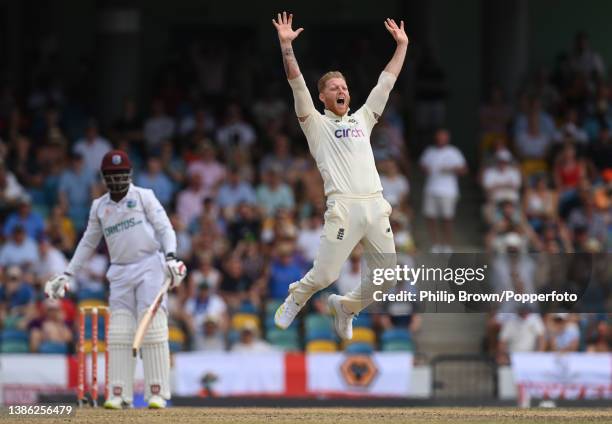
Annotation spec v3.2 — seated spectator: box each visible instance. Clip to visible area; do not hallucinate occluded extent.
[251,84,287,128]
[216,166,256,215]
[216,103,256,153]
[73,119,111,174]
[482,151,521,223]
[336,249,362,296]
[136,156,175,208]
[143,98,175,153]
[569,31,605,79]
[296,212,323,265]
[588,126,612,175]
[190,252,222,293]
[554,144,591,208]
[514,98,556,140]
[185,281,228,335]
[176,173,206,228]
[187,142,226,199]
[479,85,512,154]
[514,110,553,177]
[3,195,45,240]
[112,97,144,146]
[260,134,295,176]
[192,314,226,351]
[0,160,26,214]
[218,255,253,310]
[179,106,216,139]
[545,313,580,352]
[29,299,72,352]
[497,309,546,364]
[267,242,304,301]
[256,166,295,217]
[522,175,558,232]
[230,321,273,353]
[35,237,68,282]
[582,314,610,352]
[57,152,96,231]
[0,266,34,315]
[0,225,39,268]
[380,160,410,207]
[554,108,588,143]
[45,206,76,254]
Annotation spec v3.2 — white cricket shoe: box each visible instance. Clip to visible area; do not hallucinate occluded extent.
[274,294,302,329]
[103,396,124,410]
[148,395,167,409]
[328,294,354,340]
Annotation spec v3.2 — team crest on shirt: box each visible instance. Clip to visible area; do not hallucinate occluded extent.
[126,199,136,209]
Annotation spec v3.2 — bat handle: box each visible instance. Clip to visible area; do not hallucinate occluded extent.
[132,348,138,358]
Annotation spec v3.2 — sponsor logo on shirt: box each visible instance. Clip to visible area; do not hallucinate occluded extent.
[126,199,137,209]
[104,217,143,237]
[334,127,365,139]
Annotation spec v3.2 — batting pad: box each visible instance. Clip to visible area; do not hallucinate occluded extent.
[140,309,171,400]
[107,309,137,403]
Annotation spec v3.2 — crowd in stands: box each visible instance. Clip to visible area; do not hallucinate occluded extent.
[480,32,611,360]
[0,28,609,359]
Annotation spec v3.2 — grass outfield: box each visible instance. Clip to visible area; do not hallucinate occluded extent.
[6,407,612,424]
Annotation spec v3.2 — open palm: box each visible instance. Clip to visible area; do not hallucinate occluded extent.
[384,18,409,45]
[272,11,304,43]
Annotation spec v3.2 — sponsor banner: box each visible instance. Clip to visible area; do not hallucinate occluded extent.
[0,355,67,405]
[173,351,286,396]
[511,353,612,399]
[306,353,412,397]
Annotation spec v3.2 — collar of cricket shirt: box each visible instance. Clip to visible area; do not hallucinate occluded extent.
[324,108,351,122]
[109,184,135,205]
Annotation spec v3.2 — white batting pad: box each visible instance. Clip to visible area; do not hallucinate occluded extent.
[107,309,137,403]
[140,309,171,400]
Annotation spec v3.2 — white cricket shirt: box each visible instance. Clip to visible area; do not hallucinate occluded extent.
[66,184,177,274]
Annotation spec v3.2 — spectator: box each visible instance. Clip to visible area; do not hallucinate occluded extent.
[260,134,294,176]
[3,195,45,240]
[187,142,226,199]
[216,166,257,213]
[514,109,553,177]
[57,152,96,231]
[420,129,467,252]
[73,119,112,173]
[555,108,588,143]
[522,175,558,232]
[185,281,228,337]
[546,313,580,352]
[380,160,410,207]
[35,237,68,282]
[216,103,256,153]
[0,266,34,314]
[176,173,206,228]
[112,97,144,145]
[569,31,605,78]
[479,85,512,140]
[0,225,39,268]
[230,321,273,353]
[136,157,175,208]
[267,242,304,301]
[227,203,261,247]
[296,212,323,265]
[256,166,295,217]
[482,151,522,223]
[29,299,73,352]
[336,250,362,296]
[45,206,76,254]
[497,309,546,364]
[143,98,175,152]
[192,314,226,351]
[0,160,26,213]
[218,255,253,310]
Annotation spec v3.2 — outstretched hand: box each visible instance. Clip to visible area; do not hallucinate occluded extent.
[384,18,409,46]
[272,11,304,44]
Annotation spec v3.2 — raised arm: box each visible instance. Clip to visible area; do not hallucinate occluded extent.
[383,18,409,77]
[365,19,409,121]
[272,12,316,121]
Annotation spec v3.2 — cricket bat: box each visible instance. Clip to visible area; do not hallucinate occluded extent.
[132,276,172,357]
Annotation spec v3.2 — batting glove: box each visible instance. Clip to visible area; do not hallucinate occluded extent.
[165,253,187,288]
[44,273,73,299]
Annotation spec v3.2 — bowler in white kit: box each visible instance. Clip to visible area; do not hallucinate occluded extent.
[44,150,186,409]
[272,12,408,339]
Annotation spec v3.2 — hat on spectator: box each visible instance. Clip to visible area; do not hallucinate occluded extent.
[239,319,259,334]
[6,265,22,280]
[495,150,513,163]
[553,313,569,320]
[504,232,522,250]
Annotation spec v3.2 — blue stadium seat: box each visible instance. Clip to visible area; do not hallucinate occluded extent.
[38,341,68,354]
[345,342,374,354]
[238,301,258,314]
[1,340,29,353]
[1,329,29,343]
[305,314,333,333]
[353,313,372,328]
[382,340,414,352]
[305,329,335,342]
[381,328,411,344]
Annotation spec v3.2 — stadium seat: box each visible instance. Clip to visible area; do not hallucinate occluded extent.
[353,313,372,329]
[2,315,21,330]
[169,341,183,353]
[238,301,258,314]
[265,300,283,316]
[38,341,68,354]
[77,287,106,301]
[267,328,301,351]
[305,328,335,342]
[231,313,260,331]
[350,327,376,345]
[306,340,337,352]
[81,340,107,353]
[345,342,374,354]
[169,325,186,351]
[381,328,411,344]
[305,314,333,333]
[77,299,107,309]
[0,341,29,353]
[1,329,29,343]
[382,340,414,352]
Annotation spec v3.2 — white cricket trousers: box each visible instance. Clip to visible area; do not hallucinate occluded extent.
[289,193,397,313]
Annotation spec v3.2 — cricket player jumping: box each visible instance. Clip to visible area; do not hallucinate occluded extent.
[44,150,187,409]
[272,12,408,339]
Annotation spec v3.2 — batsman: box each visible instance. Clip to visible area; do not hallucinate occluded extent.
[272,12,408,338]
[44,150,187,409]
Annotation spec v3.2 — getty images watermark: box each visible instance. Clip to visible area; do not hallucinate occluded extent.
[371,264,579,305]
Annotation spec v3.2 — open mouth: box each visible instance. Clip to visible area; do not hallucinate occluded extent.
[336,98,345,105]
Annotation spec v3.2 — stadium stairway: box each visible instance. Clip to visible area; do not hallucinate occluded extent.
[408,170,488,360]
